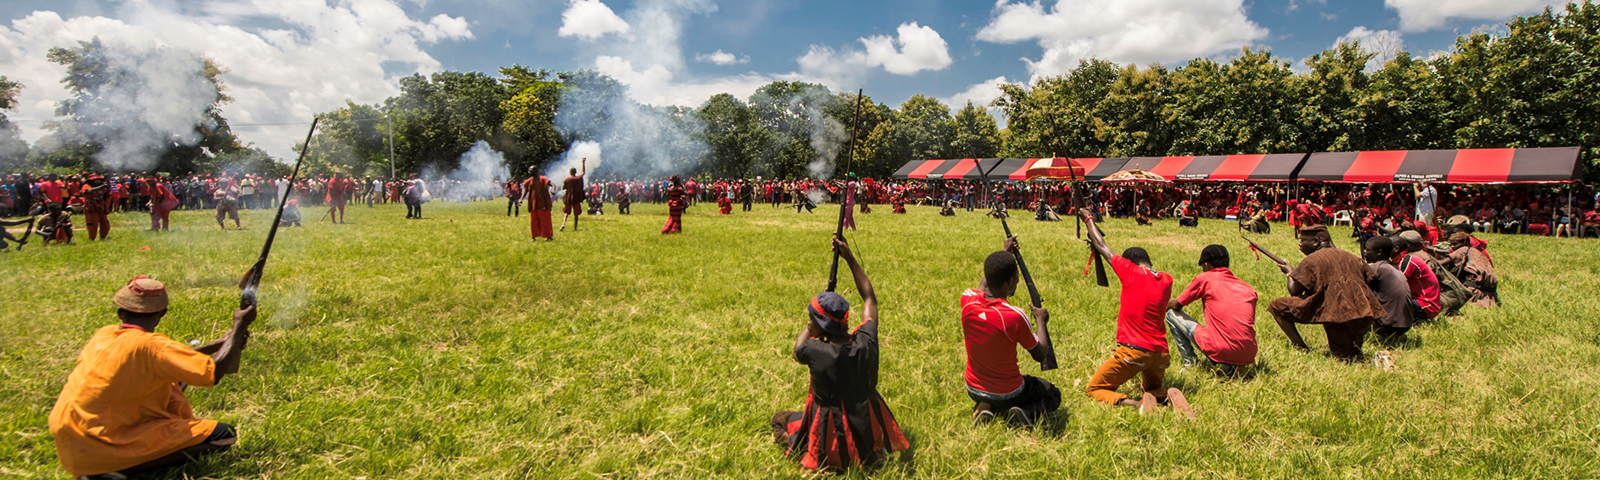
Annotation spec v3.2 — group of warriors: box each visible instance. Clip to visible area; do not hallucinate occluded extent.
[22,161,1527,476]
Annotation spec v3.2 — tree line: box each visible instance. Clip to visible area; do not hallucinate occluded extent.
[0,4,1594,181]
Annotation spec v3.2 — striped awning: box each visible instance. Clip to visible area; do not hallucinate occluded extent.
[1297,147,1581,184]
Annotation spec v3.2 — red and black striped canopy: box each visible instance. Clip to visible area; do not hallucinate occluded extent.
[891,158,1055,180]
[1124,154,1308,182]
[1297,147,1581,184]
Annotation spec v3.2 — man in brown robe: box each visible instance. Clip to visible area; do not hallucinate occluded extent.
[1267,225,1387,362]
[1442,232,1498,308]
[559,158,586,232]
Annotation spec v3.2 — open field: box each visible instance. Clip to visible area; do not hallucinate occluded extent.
[4,200,1600,479]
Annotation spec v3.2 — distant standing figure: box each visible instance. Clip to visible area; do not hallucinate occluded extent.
[521,167,554,240]
[560,158,587,232]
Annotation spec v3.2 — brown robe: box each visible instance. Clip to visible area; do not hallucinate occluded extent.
[1447,246,1498,308]
[1271,247,1386,325]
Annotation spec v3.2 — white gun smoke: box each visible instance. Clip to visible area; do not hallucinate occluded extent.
[42,42,222,172]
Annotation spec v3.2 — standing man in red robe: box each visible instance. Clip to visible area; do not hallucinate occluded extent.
[325,173,351,224]
[522,166,554,241]
[81,175,112,240]
[560,158,586,232]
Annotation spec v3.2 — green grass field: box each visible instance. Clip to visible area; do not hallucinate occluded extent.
[4,199,1600,479]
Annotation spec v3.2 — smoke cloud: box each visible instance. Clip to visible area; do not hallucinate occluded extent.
[553,76,706,179]
[433,140,509,199]
[547,140,601,182]
[45,42,221,172]
[808,113,848,180]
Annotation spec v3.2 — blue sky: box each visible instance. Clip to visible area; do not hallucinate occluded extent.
[0,0,1571,157]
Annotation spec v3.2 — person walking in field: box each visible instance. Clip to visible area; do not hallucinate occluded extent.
[49,276,257,480]
[504,176,522,217]
[771,236,909,470]
[662,176,685,234]
[1076,208,1193,417]
[559,159,586,232]
[521,167,554,240]
[1266,225,1387,362]
[214,173,242,230]
[325,173,352,224]
[80,175,111,240]
[1166,245,1258,376]
[960,235,1060,427]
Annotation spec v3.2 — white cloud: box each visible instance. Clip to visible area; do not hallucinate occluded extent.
[944,76,1016,110]
[558,0,630,40]
[595,55,780,107]
[1336,26,1404,70]
[797,22,953,84]
[0,0,474,160]
[695,49,748,65]
[1385,0,1566,32]
[975,0,1268,82]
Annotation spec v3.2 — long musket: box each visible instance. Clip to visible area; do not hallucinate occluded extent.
[980,161,1057,371]
[1241,235,1290,266]
[1070,163,1109,286]
[240,118,320,308]
[826,89,865,292]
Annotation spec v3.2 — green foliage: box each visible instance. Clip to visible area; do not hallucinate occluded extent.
[0,75,26,171]
[998,4,1600,181]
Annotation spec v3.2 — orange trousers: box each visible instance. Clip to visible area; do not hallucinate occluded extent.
[1086,344,1170,405]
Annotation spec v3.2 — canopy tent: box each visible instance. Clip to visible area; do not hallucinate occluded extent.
[1297,147,1582,184]
[890,159,984,180]
[1169,154,1308,182]
[891,158,1069,181]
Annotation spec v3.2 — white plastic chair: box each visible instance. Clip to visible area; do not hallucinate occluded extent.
[1332,210,1353,227]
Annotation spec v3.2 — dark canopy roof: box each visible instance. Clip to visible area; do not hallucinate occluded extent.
[1298,147,1581,184]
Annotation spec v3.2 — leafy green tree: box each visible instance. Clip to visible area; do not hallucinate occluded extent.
[385,70,512,175]
[0,76,26,171]
[949,102,1000,159]
[897,94,953,160]
[696,93,766,178]
[1092,64,1172,157]
[498,65,564,174]
[995,59,1120,157]
[1298,42,1374,152]
[1361,51,1451,150]
[1166,48,1302,156]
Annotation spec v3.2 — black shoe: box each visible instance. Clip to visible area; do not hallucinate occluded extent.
[1006,406,1033,428]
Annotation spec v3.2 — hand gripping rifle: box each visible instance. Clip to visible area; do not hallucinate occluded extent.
[1070,164,1108,287]
[240,118,319,308]
[827,89,865,292]
[981,161,1057,371]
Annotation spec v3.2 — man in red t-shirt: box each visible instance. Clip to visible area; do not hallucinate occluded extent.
[1166,245,1258,375]
[559,159,586,232]
[1078,209,1188,415]
[960,236,1058,427]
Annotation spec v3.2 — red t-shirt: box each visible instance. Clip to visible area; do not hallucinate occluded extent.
[1175,268,1257,365]
[1110,255,1173,353]
[1395,254,1441,319]
[43,180,66,203]
[960,289,1037,394]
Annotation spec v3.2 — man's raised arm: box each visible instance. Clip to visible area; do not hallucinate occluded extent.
[834,236,875,323]
[211,306,257,385]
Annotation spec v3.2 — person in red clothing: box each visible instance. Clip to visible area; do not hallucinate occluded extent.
[41,174,67,208]
[325,174,351,224]
[1166,245,1258,376]
[80,176,112,240]
[504,177,522,217]
[770,236,909,470]
[559,159,586,232]
[146,175,179,231]
[520,166,554,241]
[960,235,1059,427]
[1393,231,1442,321]
[662,176,685,234]
[1077,208,1191,416]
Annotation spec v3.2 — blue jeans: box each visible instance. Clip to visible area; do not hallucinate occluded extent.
[1165,310,1201,366]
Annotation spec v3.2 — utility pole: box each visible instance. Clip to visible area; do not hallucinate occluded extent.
[387,106,395,178]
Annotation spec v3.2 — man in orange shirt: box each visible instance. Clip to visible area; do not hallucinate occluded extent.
[50,276,257,479]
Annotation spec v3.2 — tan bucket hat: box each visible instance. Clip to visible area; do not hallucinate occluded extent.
[112,276,169,313]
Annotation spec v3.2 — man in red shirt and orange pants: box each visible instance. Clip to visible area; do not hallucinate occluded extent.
[960,236,1059,427]
[1078,208,1193,416]
[1166,245,1258,377]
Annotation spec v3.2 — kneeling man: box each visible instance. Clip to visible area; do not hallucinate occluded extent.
[961,235,1060,427]
[51,276,256,479]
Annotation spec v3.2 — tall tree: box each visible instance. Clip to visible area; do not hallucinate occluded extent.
[948,102,1000,159]
[0,76,26,171]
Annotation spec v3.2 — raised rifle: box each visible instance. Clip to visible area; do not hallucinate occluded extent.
[1070,165,1108,287]
[1241,235,1290,266]
[980,161,1057,371]
[240,118,320,308]
[827,89,865,293]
